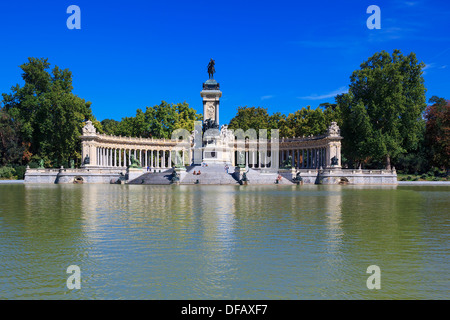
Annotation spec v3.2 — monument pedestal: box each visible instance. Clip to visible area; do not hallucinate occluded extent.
[173,167,187,183]
[126,167,143,182]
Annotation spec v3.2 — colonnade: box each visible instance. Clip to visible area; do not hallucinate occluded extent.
[94,146,330,169]
[235,147,328,169]
[280,147,328,169]
[95,147,187,168]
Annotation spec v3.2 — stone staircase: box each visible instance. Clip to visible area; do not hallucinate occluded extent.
[181,164,239,185]
[128,171,173,185]
[244,169,293,185]
[127,165,296,185]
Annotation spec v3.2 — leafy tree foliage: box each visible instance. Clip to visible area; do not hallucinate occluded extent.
[1,58,100,167]
[100,119,120,135]
[228,105,341,139]
[425,96,449,169]
[336,50,427,169]
[0,108,26,166]
[228,106,271,135]
[111,101,202,139]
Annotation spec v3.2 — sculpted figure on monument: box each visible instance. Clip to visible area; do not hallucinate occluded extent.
[207,59,215,79]
[82,120,97,136]
[331,156,339,165]
[327,122,340,137]
[282,156,293,168]
[203,119,219,132]
[129,155,141,168]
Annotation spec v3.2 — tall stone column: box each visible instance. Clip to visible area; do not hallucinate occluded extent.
[168,149,172,168]
[151,150,153,167]
[156,150,160,167]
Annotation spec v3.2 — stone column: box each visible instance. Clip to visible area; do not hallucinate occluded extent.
[162,150,166,168]
[314,149,317,168]
[151,150,153,167]
[168,149,172,168]
[144,150,147,167]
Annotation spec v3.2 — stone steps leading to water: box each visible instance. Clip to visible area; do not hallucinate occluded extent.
[128,165,296,185]
[129,171,172,184]
[181,164,239,185]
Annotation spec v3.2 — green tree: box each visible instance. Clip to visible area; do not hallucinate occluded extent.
[267,112,288,138]
[101,119,120,135]
[285,106,329,137]
[425,96,449,170]
[113,101,202,139]
[228,106,270,134]
[336,50,427,169]
[0,108,26,166]
[1,57,99,167]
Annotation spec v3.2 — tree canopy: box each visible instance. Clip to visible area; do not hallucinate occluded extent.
[227,105,341,138]
[336,49,427,169]
[1,57,100,167]
[102,101,202,139]
[425,96,449,169]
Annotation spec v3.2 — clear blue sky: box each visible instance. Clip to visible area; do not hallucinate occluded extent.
[0,0,449,124]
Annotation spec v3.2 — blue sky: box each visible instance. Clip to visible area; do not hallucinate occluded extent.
[0,0,449,124]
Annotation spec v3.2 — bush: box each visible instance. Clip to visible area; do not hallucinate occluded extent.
[13,165,26,180]
[28,161,39,169]
[0,166,16,179]
[412,177,419,181]
[407,175,412,181]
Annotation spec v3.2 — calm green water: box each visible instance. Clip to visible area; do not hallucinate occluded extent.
[0,184,448,299]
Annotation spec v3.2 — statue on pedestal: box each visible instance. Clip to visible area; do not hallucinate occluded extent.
[129,155,141,168]
[203,118,219,133]
[207,58,215,79]
[83,154,90,165]
[238,152,246,168]
[331,156,339,166]
[171,171,180,183]
[282,156,293,168]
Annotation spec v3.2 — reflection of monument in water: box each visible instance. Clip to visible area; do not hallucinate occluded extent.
[24,60,398,185]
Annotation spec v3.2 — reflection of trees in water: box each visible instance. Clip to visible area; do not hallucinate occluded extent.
[337,186,428,298]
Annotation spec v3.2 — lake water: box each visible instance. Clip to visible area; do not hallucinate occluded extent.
[0,184,448,299]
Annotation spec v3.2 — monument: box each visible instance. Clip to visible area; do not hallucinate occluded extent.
[23,60,398,185]
[199,59,234,165]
